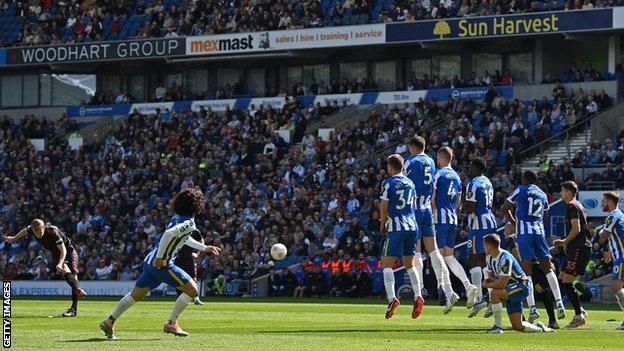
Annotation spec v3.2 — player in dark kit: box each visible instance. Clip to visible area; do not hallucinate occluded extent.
[553,181,591,328]
[174,229,204,305]
[5,219,87,317]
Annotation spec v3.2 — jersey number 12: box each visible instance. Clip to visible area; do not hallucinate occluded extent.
[527,197,543,217]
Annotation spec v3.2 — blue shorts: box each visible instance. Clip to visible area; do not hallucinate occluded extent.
[505,280,529,315]
[613,259,624,281]
[382,231,417,258]
[468,229,496,255]
[135,261,192,290]
[517,234,551,261]
[435,224,457,249]
[415,209,434,239]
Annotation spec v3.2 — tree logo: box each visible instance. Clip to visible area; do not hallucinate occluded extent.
[433,20,451,39]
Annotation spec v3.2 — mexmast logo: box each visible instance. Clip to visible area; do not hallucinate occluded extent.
[189,34,258,54]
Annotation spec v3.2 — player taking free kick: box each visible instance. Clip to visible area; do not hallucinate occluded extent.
[5,219,87,317]
[99,187,221,339]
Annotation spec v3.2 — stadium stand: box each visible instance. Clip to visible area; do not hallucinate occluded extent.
[2,1,624,47]
[1,1,623,304]
[0,80,616,297]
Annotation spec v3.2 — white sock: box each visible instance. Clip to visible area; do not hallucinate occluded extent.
[414,253,424,292]
[492,302,503,328]
[194,296,201,302]
[470,267,483,300]
[110,293,136,320]
[407,267,422,298]
[526,276,536,308]
[545,271,563,302]
[444,256,471,291]
[521,321,543,332]
[168,293,192,323]
[616,289,624,311]
[383,268,396,302]
[430,250,453,298]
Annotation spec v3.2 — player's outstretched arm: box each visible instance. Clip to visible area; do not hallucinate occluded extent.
[185,236,221,256]
[4,226,30,243]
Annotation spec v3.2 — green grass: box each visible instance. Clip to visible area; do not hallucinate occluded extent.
[9,297,624,350]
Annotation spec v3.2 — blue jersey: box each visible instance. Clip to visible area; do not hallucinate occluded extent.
[405,153,436,210]
[506,184,549,236]
[144,215,196,266]
[465,175,497,230]
[486,249,527,289]
[604,209,624,261]
[380,174,417,233]
[433,166,462,225]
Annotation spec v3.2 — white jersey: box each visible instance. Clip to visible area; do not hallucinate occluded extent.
[145,215,196,266]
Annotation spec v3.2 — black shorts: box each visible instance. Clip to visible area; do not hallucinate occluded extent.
[563,246,591,277]
[174,257,197,279]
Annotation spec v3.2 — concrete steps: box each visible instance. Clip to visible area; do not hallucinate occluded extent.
[523,128,591,169]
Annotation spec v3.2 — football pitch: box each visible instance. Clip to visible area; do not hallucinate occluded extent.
[9,297,624,350]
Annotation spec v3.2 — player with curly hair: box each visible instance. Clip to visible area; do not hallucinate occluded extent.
[99,187,221,339]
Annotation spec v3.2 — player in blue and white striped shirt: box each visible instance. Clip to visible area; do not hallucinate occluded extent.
[379,154,424,320]
[100,188,221,339]
[598,191,624,330]
[432,147,478,308]
[482,234,554,334]
[501,170,565,323]
[405,136,458,314]
[462,158,498,317]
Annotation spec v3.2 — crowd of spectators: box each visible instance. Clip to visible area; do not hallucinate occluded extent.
[531,130,624,192]
[0,80,614,296]
[2,0,624,47]
[385,85,611,167]
[83,64,615,107]
[87,81,245,105]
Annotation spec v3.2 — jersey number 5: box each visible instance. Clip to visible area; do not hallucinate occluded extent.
[424,166,433,185]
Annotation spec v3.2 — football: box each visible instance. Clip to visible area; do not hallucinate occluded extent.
[270,243,287,260]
